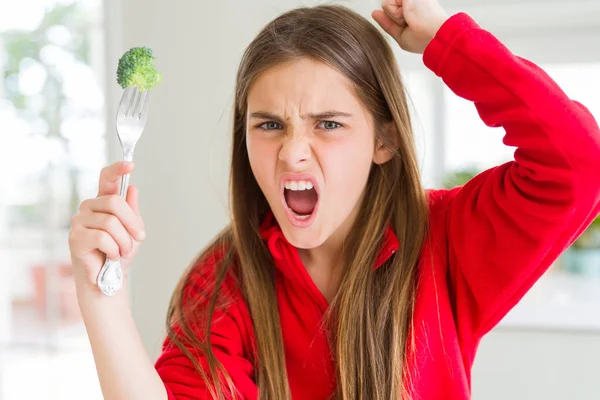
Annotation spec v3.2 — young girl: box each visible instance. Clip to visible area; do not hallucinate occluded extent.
[69,1,600,399]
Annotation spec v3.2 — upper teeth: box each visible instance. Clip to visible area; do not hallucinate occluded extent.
[285,180,314,191]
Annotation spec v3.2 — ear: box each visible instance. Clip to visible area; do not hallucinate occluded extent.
[373,122,397,165]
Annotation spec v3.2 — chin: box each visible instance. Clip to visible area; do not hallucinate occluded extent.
[279,223,329,249]
[267,197,330,249]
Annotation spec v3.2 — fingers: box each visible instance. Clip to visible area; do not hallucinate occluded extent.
[78,211,136,258]
[127,184,141,216]
[91,229,121,262]
[98,161,135,197]
[380,0,401,8]
[372,9,404,40]
[70,224,121,262]
[80,195,146,242]
[383,3,406,26]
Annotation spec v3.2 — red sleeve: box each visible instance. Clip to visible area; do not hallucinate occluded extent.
[154,250,258,399]
[422,14,600,343]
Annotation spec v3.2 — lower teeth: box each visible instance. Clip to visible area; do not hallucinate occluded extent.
[292,212,311,220]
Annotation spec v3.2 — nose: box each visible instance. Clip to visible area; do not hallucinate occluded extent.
[278,133,311,167]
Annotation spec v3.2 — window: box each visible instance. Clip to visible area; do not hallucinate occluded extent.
[444,62,600,173]
[0,0,105,398]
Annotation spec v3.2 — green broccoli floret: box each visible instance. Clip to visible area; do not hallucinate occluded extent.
[116,47,162,91]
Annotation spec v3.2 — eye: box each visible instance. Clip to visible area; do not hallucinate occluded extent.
[318,120,342,130]
[258,121,283,130]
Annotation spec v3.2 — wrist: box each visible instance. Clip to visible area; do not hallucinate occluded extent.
[425,14,449,42]
[76,274,130,308]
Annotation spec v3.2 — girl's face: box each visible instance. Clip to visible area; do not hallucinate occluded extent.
[246,57,391,249]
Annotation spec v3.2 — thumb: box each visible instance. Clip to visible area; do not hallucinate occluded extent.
[372,9,403,40]
[127,184,142,216]
[397,28,421,53]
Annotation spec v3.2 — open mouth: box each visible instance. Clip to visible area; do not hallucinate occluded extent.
[281,176,319,226]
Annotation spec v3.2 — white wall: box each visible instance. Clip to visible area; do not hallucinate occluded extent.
[106,0,600,399]
[473,329,600,400]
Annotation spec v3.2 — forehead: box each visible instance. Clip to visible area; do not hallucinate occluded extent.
[247,57,364,113]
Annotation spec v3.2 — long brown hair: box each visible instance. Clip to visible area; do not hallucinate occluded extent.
[166,5,429,400]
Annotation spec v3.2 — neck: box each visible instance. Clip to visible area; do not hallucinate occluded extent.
[298,235,344,272]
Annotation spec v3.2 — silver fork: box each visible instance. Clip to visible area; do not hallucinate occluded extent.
[97,86,150,296]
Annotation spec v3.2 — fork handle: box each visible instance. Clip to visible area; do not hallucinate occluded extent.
[97,151,134,296]
[119,152,134,197]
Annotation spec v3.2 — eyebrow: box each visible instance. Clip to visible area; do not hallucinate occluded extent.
[249,110,353,120]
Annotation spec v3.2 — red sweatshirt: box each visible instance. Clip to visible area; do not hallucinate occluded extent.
[155,13,600,399]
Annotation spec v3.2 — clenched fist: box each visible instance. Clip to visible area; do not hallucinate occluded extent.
[373,0,449,54]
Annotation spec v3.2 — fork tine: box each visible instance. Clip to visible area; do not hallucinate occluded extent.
[128,89,143,118]
[117,87,135,118]
[137,90,150,120]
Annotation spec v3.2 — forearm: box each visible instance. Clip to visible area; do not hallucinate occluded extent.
[77,280,168,400]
